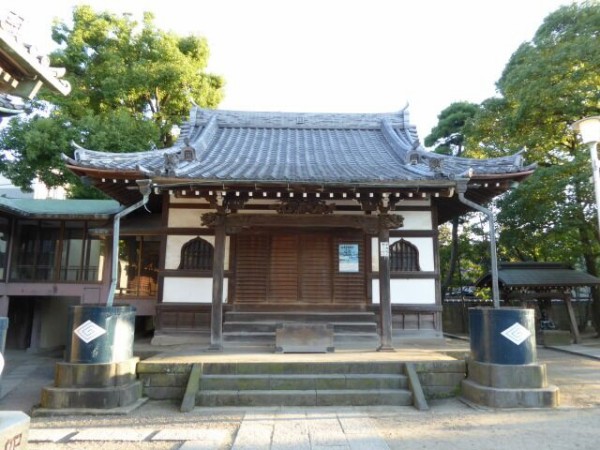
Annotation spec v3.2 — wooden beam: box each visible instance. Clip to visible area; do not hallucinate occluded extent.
[209,215,226,350]
[201,212,403,234]
[377,216,394,351]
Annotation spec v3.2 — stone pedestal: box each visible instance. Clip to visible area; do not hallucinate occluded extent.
[36,358,144,415]
[36,305,145,415]
[462,360,559,408]
[463,307,559,408]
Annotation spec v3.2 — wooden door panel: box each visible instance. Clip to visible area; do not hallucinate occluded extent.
[234,235,268,303]
[234,231,367,305]
[268,235,299,303]
[299,234,332,303]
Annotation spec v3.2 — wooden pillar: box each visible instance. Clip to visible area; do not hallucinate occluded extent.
[210,216,226,351]
[564,292,581,344]
[377,219,394,351]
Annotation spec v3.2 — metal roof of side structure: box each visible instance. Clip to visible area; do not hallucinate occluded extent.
[476,262,600,289]
[0,197,121,219]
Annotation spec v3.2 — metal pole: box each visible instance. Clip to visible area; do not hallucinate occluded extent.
[457,186,500,309]
[106,180,151,307]
[589,141,600,240]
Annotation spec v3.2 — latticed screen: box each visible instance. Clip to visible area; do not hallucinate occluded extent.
[389,239,420,272]
[178,237,214,270]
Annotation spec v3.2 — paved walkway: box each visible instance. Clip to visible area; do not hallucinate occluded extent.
[1,335,599,449]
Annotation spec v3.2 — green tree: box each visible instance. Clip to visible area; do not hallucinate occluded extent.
[425,102,478,299]
[0,5,224,195]
[467,2,600,334]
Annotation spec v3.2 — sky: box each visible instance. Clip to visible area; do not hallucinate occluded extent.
[9,0,572,138]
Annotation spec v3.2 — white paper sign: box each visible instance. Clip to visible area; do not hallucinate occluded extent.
[380,242,389,258]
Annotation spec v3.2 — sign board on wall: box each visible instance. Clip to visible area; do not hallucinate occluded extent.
[339,243,359,272]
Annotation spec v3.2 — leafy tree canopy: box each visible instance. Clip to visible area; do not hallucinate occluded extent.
[424,102,478,155]
[0,5,224,195]
[464,2,600,332]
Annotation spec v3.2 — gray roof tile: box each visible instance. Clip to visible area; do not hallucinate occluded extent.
[67,107,534,185]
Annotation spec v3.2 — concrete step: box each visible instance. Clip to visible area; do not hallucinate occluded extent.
[200,373,408,391]
[197,388,413,407]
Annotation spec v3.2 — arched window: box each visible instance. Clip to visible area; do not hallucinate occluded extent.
[178,237,213,270]
[389,239,420,272]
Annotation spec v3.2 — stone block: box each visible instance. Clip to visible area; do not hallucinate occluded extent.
[467,360,547,389]
[542,330,572,346]
[143,386,185,400]
[418,372,466,387]
[140,373,188,388]
[0,412,29,450]
[461,379,559,408]
[275,323,334,353]
[41,381,142,409]
[55,358,138,388]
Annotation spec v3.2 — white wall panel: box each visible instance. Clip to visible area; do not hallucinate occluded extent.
[162,277,228,303]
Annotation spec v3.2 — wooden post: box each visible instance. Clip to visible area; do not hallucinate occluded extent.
[210,216,226,351]
[377,218,394,351]
[564,293,581,344]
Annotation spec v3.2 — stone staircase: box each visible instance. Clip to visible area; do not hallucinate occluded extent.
[187,361,413,407]
[222,311,379,348]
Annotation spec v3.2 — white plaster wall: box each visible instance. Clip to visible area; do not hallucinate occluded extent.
[162,277,229,303]
[168,208,204,228]
[165,235,230,270]
[398,211,432,230]
[169,196,208,204]
[371,237,434,272]
[372,279,436,305]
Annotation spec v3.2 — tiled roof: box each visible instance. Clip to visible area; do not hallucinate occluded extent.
[477,262,600,288]
[66,107,534,186]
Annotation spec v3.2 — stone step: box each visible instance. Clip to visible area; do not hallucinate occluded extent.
[223,321,377,333]
[197,388,413,407]
[201,361,405,375]
[200,373,408,391]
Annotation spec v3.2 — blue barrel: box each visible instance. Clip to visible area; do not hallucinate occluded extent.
[469,307,537,365]
[66,305,136,364]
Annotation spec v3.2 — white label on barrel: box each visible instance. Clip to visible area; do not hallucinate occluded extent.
[74,320,107,343]
[500,322,531,345]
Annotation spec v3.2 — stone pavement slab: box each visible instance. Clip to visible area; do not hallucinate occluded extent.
[28,428,76,443]
[70,427,154,441]
[152,428,230,442]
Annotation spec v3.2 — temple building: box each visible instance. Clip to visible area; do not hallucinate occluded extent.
[56,106,534,350]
